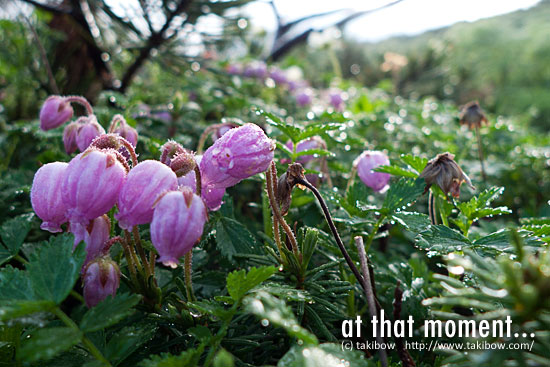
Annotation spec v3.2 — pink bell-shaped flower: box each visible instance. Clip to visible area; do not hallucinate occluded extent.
[63,121,80,154]
[114,123,138,147]
[70,215,111,265]
[62,149,127,226]
[76,116,105,152]
[200,123,275,189]
[115,160,178,230]
[30,162,69,233]
[151,187,207,268]
[83,257,120,308]
[354,150,391,192]
[39,95,74,130]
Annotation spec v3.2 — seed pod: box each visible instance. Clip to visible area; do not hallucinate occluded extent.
[62,149,127,226]
[115,160,178,230]
[419,152,475,198]
[200,123,275,189]
[150,187,208,268]
[160,140,186,166]
[39,95,73,130]
[276,163,306,216]
[354,150,391,192]
[170,150,196,178]
[83,257,120,308]
[31,162,69,233]
[459,101,488,129]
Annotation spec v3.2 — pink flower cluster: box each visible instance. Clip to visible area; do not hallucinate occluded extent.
[32,96,275,306]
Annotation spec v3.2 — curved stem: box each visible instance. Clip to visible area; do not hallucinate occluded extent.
[184,251,195,302]
[428,190,438,225]
[53,307,112,366]
[118,137,138,167]
[266,162,299,255]
[196,123,236,154]
[65,96,94,115]
[296,176,365,290]
[108,114,126,133]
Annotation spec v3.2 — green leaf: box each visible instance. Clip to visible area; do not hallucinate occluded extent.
[457,187,511,221]
[26,233,85,304]
[213,349,234,367]
[139,346,203,367]
[105,324,157,366]
[0,213,34,265]
[0,266,34,301]
[0,299,55,321]
[18,327,82,362]
[392,211,431,233]
[216,217,263,261]
[244,291,318,345]
[188,300,233,321]
[374,164,417,178]
[80,294,141,332]
[416,225,471,254]
[295,148,333,158]
[382,177,426,214]
[400,154,428,173]
[226,266,276,302]
[277,343,369,367]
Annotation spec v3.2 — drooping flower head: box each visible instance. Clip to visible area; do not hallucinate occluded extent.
[200,123,275,189]
[39,95,73,130]
[83,257,120,308]
[115,160,178,230]
[62,149,127,226]
[459,101,488,130]
[31,162,69,233]
[70,215,111,265]
[354,150,391,192]
[419,152,475,198]
[76,116,106,152]
[151,187,208,268]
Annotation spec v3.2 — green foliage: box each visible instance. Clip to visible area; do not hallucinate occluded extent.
[18,327,82,363]
[0,213,34,265]
[80,294,141,333]
[277,343,370,367]
[226,266,277,302]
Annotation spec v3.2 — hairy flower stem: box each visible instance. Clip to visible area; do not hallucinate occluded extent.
[295,176,365,290]
[53,307,112,366]
[108,114,126,133]
[194,165,202,196]
[132,227,150,277]
[266,163,299,256]
[120,236,139,288]
[354,236,388,367]
[428,191,438,225]
[475,125,487,182]
[65,96,94,115]
[196,123,235,154]
[184,252,195,302]
[118,138,138,167]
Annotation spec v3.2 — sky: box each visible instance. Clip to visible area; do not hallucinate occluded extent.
[242,0,541,42]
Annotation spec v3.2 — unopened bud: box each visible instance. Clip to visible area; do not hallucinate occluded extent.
[170,150,196,177]
[419,152,475,198]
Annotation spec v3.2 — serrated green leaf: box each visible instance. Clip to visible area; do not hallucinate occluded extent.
[105,324,157,366]
[18,327,82,362]
[295,148,333,158]
[216,217,263,261]
[80,294,141,332]
[0,265,34,301]
[139,346,203,367]
[0,299,55,321]
[416,225,471,254]
[243,291,317,345]
[0,213,34,255]
[382,177,425,213]
[254,283,313,302]
[188,300,233,321]
[296,122,342,141]
[27,233,85,304]
[277,343,369,367]
[400,154,428,173]
[226,266,276,301]
[392,211,431,233]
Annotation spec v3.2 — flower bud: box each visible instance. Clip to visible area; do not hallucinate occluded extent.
[76,116,105,152]
[71,215,111,265]
[63,122,80,154]
[114,123,138,147]
[170,151,196,177]
[160,140,185,166]
[31,162,68,233]
[83,257,120,308]
[419,152,475,198]
[151,188,208,268]
[354,150,391,192]
[115,160,178,230]
[459,101,488,129]
[39,96,74,130]
[200,123,275,189]
[63,149,127,226]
